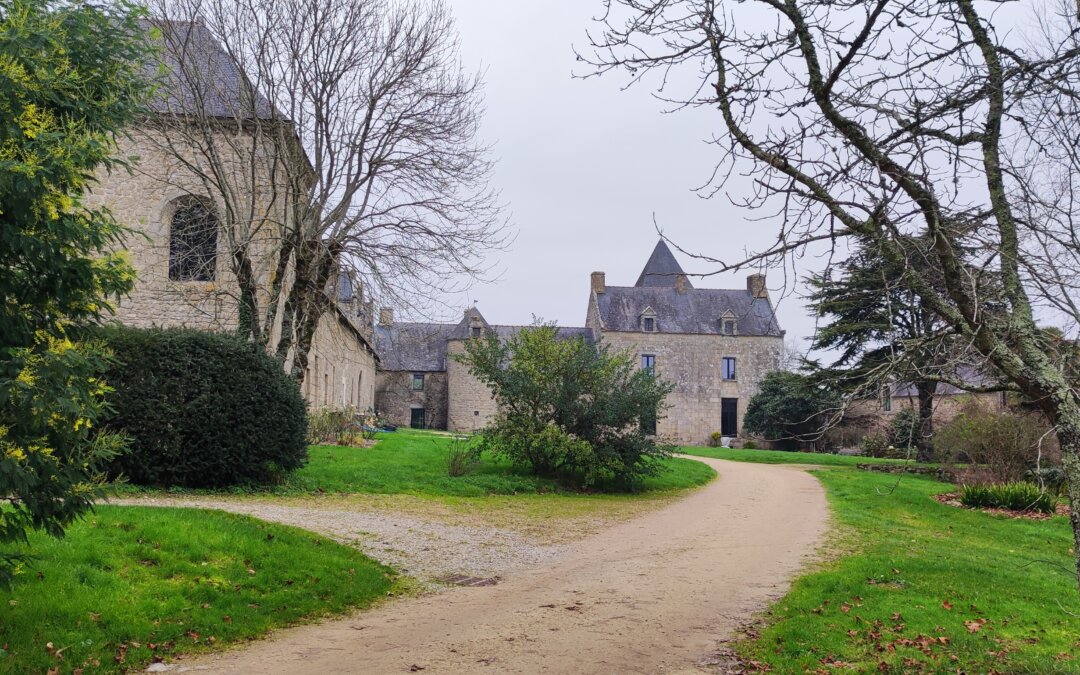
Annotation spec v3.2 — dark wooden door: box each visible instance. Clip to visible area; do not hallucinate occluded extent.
[721,398,738,436]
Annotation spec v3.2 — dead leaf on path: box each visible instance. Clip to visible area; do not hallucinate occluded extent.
[539,604,556,608]
[409,665,426,671]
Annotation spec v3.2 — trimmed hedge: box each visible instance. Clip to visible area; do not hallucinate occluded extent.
[96,326,308,487]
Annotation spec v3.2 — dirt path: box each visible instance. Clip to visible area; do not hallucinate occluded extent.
[169,457,828,674]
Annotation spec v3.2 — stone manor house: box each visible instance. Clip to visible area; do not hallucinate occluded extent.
[375,241,786,444]
[92,22,785,445]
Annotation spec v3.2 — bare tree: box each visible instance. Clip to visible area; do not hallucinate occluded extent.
[144,0,505,381]
[582,0,1080,587]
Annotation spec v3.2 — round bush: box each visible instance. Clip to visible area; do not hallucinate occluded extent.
[96,326,308,487]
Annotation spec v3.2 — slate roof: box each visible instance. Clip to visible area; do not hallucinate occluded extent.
[374,321,594,372]
[149,20,275,119]
[635,240,693,288]
[595,286,781,336]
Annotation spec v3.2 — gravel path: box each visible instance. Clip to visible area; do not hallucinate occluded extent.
[114,497,564,583]
[160,457,829,674]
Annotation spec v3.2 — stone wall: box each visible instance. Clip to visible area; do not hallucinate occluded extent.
[85,129,258,332]
[446,340,499,433]
[302,314,378,412]
[844,390,1009,437]
[599,330,784,445]
[375,370,449,429]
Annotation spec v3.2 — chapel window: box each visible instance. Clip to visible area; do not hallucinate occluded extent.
[168,197,217,282]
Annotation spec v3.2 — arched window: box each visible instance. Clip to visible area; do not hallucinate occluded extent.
[168,197,217,281]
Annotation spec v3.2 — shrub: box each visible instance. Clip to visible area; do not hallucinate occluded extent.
[887,408,919,450]
[1025,467,1067,495]
[96,326,308,487]
[935,402,1058,483]
[708,431,723,447]
[743,371,840,450]
[960,482,1056,514]
[446,434,482,477]
[743,439,758,450]
[458,323,674,490]
[308,407,369,446]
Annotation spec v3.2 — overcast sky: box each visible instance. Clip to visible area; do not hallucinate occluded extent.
[436,0,818,349]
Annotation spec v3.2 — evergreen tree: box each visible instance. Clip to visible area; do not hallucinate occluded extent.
[0,0,152,586]
[806,237,950,460]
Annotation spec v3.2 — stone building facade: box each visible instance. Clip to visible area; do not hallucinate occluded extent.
[374,307,591,432]
[374,242,785,445]
[87,21,378,411]
[585,242,784,443]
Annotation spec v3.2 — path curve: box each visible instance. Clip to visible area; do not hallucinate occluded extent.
[174,457,828,674]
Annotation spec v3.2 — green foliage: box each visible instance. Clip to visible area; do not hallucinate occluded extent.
[960,482,1056,514]
[887,407,919,450]
[0,0,152,586]
[457,323,676,490]
[935,402,1056,483]
[446,434,482,477]
[708,431,723,447]
[0,506,396,673]
[742,439,758,450]
[97,327,308,488]
[743,371,840,450]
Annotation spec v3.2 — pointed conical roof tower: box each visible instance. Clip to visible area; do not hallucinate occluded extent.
[635,240,693,288]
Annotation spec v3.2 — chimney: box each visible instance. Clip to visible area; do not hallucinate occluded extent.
[378,307,394,326]
[591,271,606,295]
[747,273,768,299]
[675,273,689,294]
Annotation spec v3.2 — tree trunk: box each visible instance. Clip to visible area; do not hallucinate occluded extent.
[1056,419,1080,590]
[915,382,935,463]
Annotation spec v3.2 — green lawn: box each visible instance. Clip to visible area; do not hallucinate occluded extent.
[685,445,912,467]
[0,506,400,674]
[117,429,716,498]
[682,449,1080,673]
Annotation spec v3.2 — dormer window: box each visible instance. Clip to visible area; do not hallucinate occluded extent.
[720,311,737,335]
[471,326,482,338]
[640,307,658,332]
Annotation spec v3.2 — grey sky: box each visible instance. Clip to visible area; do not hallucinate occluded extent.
[439,0,817,348]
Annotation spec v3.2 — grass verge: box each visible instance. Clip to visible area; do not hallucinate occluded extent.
[682,449,1080,672]
[0,506,401,674]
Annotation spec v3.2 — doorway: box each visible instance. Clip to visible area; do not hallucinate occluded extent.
[410,407,426,429]
[720,398,738,436]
